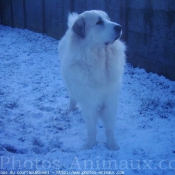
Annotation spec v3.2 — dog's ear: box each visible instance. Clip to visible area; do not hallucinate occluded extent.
[72,16,85,38]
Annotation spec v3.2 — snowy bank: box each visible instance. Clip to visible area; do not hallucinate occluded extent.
[0,25,175,175]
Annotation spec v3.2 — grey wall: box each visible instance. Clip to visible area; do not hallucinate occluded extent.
[0,0,175,80]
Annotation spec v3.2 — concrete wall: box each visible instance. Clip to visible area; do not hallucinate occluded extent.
[0,0,174,80]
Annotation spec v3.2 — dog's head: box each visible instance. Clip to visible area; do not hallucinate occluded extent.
[71,10,122,46]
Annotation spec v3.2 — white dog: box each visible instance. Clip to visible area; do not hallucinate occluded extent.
[59,10,126,150]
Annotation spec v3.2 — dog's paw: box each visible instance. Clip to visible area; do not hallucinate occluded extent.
[106,142,120,151]
[82,142,96,150]
[69,106,79,112]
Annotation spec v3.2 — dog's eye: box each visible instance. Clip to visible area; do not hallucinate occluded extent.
[96,19,104,25]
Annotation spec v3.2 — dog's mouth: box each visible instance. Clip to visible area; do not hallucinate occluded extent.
[113,34,120,42]
[105,31,122,46]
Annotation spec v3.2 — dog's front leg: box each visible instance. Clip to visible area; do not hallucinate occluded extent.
[102,103,120,150]
[82,107,97,149]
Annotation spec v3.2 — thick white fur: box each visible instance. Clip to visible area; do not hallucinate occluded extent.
[59,10,126,150]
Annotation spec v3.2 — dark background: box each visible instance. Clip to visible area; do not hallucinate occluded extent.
[0,0,175,80]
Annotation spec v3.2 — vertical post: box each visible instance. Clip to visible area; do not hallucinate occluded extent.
[70,0,74,12]
[42,0,45,34]
[120,0,128,42]
[23,0,26,28]
[10,0,14,27]
[0,0,2,23]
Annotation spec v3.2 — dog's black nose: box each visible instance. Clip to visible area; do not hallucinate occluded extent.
[114,24,122,33]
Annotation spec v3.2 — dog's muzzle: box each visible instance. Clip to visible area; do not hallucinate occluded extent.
[105,24,122,45]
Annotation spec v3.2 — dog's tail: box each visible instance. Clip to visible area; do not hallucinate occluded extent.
[67,12,78,28]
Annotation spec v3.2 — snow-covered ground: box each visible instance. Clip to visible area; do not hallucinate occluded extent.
[0,25,175,175]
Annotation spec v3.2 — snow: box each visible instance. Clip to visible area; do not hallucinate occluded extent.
[0,25,175,175]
